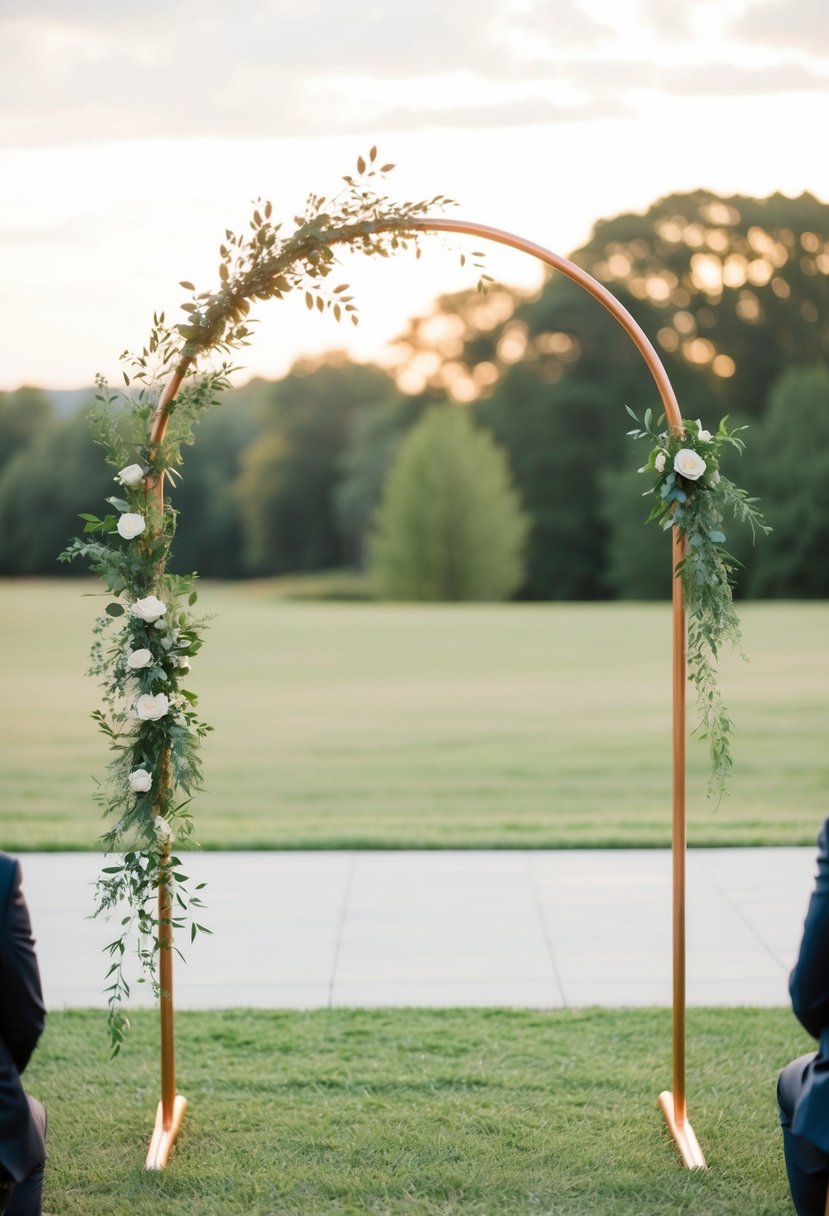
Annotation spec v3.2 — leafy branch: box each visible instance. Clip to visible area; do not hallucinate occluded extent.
[626,407,771,804]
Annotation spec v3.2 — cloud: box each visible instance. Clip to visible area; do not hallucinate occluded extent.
[664,61,829,95]
[2,0,826,150]
[363,94,631,131]
[0,0,612,147]
[735,0,829,52]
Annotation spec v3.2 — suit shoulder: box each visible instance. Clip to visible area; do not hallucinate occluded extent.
[0,852,20,914]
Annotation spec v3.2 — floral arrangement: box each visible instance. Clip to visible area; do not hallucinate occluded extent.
[626,408,771,803]
[59,150,467,1052]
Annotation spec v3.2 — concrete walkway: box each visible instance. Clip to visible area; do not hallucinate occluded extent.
[19,848,817,1011]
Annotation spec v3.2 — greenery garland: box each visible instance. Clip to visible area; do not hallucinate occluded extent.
[626,408,771,804]
[59,150,472,1053]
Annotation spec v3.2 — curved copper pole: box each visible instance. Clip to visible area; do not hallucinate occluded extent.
[148,215,702,1170]
[410,218,683,432]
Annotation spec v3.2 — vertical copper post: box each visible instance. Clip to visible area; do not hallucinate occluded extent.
[658,528,706,1168]
[158,855,176,1126]
[144,370,190,1171]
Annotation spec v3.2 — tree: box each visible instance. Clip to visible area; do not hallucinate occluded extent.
[0,409,113,575]
[0,387,54,476]
[234,356,401,575]
[369,406,528,601]
[167,391,264,578]
[745,364,829,597]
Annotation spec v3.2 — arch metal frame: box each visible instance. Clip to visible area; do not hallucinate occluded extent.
[145,219,706,1172]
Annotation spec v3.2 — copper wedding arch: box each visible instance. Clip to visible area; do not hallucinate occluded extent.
[145,218,707,1172]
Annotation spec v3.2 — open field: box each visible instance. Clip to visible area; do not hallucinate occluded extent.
[31,1006,811,1215]
[1,579,826,850]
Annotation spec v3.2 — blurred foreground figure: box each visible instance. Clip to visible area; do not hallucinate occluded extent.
[779,820,829,1215]
[0,855,46,1216]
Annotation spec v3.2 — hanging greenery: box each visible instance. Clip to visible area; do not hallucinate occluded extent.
[59,150,470,1053]
[626,408,771,805]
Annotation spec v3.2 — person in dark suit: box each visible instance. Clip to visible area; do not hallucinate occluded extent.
[0,854,46,1216]
[779,818,829,1215]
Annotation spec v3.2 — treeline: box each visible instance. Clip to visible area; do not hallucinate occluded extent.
[1,187,828,599]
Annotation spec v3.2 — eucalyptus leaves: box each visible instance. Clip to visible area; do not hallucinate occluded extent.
[627,408,771,803]
[59,151,462,1052]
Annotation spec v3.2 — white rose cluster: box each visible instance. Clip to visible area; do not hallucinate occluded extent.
[116,513,146,540]
[134,692,170,721]
[128,768,153,793]
[131,596,167,623]
[126,648,153,671]
[673,448,707,481]
[116,464,145,487]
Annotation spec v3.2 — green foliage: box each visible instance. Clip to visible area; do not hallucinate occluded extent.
[59,151,462,1049]
[626,409,770,803]
[0,407,111,574]
[370,407,529,601]
[746,364,829,597]
[0,386,54,475]
[234,357,401,574]
[335,398,420,566]
[168,145,461,364]
[474,377,623,599]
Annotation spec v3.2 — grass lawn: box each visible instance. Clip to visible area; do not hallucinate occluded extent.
[1,579,827,850]
[31,1006,810,1215]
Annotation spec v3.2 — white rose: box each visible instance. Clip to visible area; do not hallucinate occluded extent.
[654,451,667,473]
[116,513,146,540]
[673,448,707,481]
[126,648,153,670]
[134,692,170,721]
[695,420,712,443]
[131,595,167,623]
[129,768,153,793]
[175,656,191,672]
[117,464,145,487]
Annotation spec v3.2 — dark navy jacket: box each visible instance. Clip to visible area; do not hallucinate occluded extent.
[0,854,46,1183]
[789,819,829,1152]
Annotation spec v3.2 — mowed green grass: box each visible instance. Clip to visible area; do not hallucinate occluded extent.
[1,579,826,850]
[30,1006,811,1215]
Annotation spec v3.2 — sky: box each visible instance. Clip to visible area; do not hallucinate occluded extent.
[1,0,827,391]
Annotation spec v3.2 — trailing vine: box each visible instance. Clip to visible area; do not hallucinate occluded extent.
[626,408,771,805]
[59,149,470,1052]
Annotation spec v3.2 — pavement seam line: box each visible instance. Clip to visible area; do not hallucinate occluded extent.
[525,853,569,1008]
[328,852,357,1006]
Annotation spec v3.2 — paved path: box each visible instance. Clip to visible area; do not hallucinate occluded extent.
[19,848,817,1011]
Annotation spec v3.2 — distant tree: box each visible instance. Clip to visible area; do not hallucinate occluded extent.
[369,406,528,601]
[0,387,54,475]
[474,375,627,599]
[745,364,829,597]
[0,409,112,575]
[167,394,263,578]
[234,356,401,575]
[334,395,429,567]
